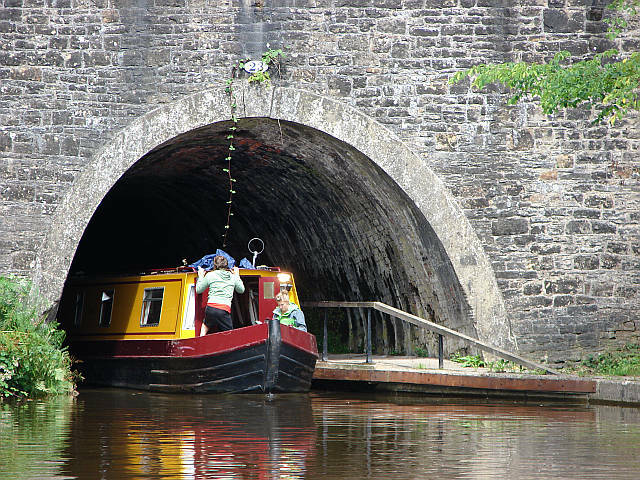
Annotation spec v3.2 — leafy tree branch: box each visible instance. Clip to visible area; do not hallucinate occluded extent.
[449,1,640,125]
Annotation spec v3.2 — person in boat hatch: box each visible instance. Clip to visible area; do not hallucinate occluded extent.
[273,290,307,332]
[196,255,245,335]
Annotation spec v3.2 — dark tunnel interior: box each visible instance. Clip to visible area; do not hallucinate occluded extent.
[67,118,474,353]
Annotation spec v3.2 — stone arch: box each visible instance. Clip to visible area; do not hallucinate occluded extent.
[33,85,513,351]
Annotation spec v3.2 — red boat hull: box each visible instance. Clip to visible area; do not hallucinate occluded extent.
[70,321,318,393]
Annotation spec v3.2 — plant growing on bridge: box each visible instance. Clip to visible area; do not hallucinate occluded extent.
[579,344,640,377]
[450,353,486,368]
[0,276,77,399]
[449,0,640,125]
[222,47,286,247]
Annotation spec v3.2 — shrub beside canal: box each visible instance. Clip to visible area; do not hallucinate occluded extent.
[0,276,77,399]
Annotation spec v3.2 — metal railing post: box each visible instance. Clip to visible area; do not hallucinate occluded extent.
[323,309,328,361]
[366,308,372,364]
[438,334,443,369]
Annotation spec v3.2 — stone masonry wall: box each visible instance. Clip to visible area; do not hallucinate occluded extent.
[1,0,638,363]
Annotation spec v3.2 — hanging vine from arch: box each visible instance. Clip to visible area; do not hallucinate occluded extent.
[221,47,285,248]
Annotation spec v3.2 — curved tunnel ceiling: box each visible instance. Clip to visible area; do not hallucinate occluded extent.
[70,118,474,349]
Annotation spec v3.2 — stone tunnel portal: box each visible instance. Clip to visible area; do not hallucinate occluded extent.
[65,117,475,356]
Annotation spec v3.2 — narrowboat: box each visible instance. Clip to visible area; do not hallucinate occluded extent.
[58,263,318,393]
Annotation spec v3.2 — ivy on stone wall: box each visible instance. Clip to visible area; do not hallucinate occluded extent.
[450,0,640,125]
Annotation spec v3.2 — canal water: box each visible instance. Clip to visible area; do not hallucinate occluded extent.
[1,389,639,479]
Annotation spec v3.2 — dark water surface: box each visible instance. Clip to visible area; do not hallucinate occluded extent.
[1,389,640,479]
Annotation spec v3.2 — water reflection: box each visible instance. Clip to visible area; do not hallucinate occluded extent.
[1,390,640,479]
[65,390,316,479]
[0,395,74,479]
[310,394,640,479]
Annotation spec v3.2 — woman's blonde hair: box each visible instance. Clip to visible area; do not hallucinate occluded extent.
[275,291,290,302]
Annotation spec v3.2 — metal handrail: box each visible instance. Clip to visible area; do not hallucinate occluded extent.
[305,301,558,375]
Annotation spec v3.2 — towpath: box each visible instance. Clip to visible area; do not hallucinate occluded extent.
[312,354,640,406]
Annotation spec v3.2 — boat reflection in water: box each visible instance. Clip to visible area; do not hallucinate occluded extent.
[5,390,640,479]
[65,389,316,479]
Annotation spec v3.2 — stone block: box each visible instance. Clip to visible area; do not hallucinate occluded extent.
[410,27,439,37]
[553,295,574,307]
[425,0,455,7]
[0,133,12,152]
[1,183,35,202]
[594,379,640,405]
[476,0,518,6]
[590,282,614,297]
[565,220,591,234]
[378,18,406,34]
[492,218,529,236]
[518,295,553,308]
[328,76,352,96]
[390,41,410,58]
[584,194,613,208]
[574,255,599,270]
[569,304,598,316]
[601,254,621,269]
[575,295,595,305]
[573,208,600,219]
[592,221,616,234]
[605,242,628,255]
[545,278,580,294]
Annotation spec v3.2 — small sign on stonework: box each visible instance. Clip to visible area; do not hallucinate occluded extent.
[243,60,268,74]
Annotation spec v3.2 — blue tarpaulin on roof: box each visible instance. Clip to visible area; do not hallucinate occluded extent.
[188,249,235,269]
[189,250,256,270]
[239,257,253,269]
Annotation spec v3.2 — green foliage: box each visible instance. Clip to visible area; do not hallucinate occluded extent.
[485,358,533,374]
[450,352,547,374]
[450,353,486,368]
[579,344,640,377]
[414,346,429,358]
[326,330,350,355]
[305,309,353,355]
[0,276,77,399]
[262,47,286,66]
[450,1,640,125]
[450,51,640,125]
[606,1,640,39]
[247,48,285,86]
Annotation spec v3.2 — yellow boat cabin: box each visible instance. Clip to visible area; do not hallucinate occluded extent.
[60,267,301,342]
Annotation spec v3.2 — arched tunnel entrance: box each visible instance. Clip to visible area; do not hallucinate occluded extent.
[69,117,473,355]
[35,86,513,356]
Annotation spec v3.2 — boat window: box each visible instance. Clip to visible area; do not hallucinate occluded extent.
[73,291,84,327]
[182,285,195,331]
[263,281,275,299]
[99,290,114,327]
[140,287,164,327]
